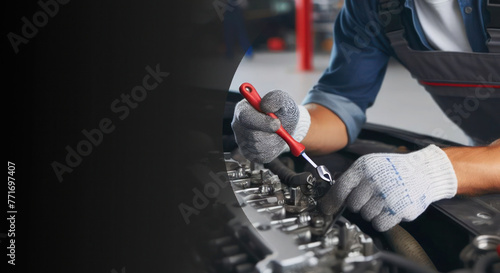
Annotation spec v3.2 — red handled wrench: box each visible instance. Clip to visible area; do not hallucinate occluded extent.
[239,82,333,184]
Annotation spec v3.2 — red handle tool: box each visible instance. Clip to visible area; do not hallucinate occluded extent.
[239,82,305,157]
[239,82,333,184]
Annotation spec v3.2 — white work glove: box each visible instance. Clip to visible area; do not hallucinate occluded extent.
[231,90,311,163]
[319,144,458,231]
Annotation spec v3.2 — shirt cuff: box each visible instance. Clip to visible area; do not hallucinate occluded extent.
[301,89,366,144]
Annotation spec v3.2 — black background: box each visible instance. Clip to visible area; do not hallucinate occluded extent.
[4,0,262,272]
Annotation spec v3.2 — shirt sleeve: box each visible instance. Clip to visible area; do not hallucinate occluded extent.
[302,0,392,144]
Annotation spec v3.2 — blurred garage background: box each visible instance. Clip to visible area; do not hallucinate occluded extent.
[220,0,470,145]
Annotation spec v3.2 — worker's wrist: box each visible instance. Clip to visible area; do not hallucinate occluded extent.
[420,145,458,202]
[293,105,311,143]
[444,143,500,195]
[283,105,311,153]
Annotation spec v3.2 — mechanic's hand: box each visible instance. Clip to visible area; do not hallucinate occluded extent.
[231,90,310,163]
[319,144,458,231]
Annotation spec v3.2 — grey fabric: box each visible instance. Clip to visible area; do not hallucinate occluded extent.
[431,96,500,145]
[261,90,300,132]
[387,30,500,88]
[231,90,300,163]
[386,29,500,144]
[302,90,366,144]
[487,28,500,53]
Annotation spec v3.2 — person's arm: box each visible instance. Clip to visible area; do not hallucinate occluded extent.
[301,104,349,154]
[444,139,500,195]
[318,141,499,231]
[300,1,393,154]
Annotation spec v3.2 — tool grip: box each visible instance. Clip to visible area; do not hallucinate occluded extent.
[239,82,305,157]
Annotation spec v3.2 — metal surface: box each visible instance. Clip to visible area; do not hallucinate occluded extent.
[432,194,500,236]
[459,235,500,268]
[301,152,318,168]
[222,153,378,273]
[217,153,500,272]
[220,93,500,272]
[316,165,333,185]
[302,153,333,185]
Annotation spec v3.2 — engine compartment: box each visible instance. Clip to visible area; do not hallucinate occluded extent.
[222,150,378,273]
[186,92,499,273]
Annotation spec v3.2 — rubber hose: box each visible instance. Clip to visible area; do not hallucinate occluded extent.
[385,225,437,271]
[264,158,312,187]
[377,251,438,273]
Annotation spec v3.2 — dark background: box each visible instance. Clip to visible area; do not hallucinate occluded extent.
[3,0,264,272]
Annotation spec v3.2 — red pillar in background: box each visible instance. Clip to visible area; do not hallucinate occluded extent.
[296,0,313,71]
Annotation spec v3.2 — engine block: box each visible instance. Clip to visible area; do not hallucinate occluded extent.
[217,153,378,273]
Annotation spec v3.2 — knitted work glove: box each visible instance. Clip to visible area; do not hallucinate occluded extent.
[319,144,458,231]
[231,90,311,163]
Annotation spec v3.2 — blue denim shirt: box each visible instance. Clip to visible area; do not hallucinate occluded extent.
[302,0,490,144]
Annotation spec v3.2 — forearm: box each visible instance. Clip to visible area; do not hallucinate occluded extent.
[443,139,500,195]
[301,103,349,155]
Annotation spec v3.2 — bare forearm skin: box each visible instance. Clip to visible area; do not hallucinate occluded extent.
[443,139,500,195]
[302,103,499,196]
[301,103,349,155]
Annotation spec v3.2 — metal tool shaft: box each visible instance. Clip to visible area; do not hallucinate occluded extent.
[300,152,317,168]
[238,82,333,184]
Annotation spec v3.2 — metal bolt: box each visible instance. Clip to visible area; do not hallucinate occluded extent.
[473,235,500,250]
[298,241,322,250]
[476,212,492,219]
[323,235,339,248]
[311,216,325,228]
[270,218,297,226]
[298,212,311,224]
[464,6,472,14]
[306,174,315,185]
[259,184,273,195]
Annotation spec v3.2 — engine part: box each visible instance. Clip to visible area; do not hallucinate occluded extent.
[384,225,436,270]
[203,147,500,273]
[264,157,331,200]
[432,194,500,237]
[264,158,315,187]
[238,82,334,185]
[316,165,333,185]
[221,152,381,273]
[219,94,500,272]
[460,235,500,269]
